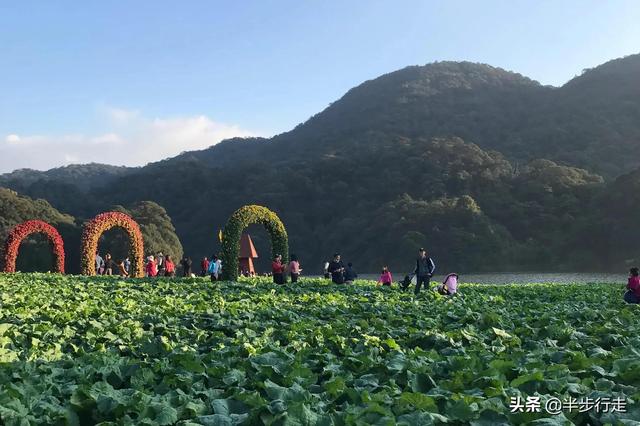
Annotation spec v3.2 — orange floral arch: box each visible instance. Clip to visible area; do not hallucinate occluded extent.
[80,211,145,277]
[2,220,65,273]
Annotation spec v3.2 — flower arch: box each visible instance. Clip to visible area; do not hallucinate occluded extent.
[80,211,145,277]
[2,220,65,273]
[221,205,288,281]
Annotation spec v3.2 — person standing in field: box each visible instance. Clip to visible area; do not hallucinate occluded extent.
[117,259,129,277]
[164,255,176,277]
[201,257,209,277]
[216,257,222,278]
[103,253,116,275]
[624,267,640,304]
[208,254,220,282]
[272,254,285,284]
[289,254,302,283]
[344,262,358,284]
[123,257,131,275]
[328,253,345,284]
[378,266,393,286]
[407,248,435,295]
[146,255,158,277]
[156,252,165,276]
[180,256,192,277]
[95,252,104,275]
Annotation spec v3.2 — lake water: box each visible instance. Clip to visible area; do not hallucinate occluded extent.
[357,272,626,285]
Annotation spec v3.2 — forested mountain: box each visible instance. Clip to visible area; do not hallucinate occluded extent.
[1,54,639,273]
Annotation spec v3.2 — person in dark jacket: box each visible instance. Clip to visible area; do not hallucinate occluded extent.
[103,253,116,276]
[328,253,345,284]
[408,248,435,295]
[180,256,192,277]
[344,262,358,284]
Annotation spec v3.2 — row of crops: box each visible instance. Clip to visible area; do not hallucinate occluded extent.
[0,274,638,424]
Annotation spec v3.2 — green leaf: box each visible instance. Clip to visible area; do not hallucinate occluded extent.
[153,404,178,426]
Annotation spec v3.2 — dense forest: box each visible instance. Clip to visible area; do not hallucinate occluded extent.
[1,54,640,273]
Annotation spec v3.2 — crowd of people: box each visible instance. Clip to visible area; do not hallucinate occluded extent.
[94,246,463,296]
[94,252,131,277]
[94,251,181,278]
[94,247,640,303]
[267,247,459,296]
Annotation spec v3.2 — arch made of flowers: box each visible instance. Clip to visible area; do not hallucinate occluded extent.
[2,220,65,273]
[221,205,288,281]
[80,211,145,277]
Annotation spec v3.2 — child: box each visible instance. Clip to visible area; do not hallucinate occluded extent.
[438,273,459,295]
[378,266,393,286]
[624,267,640,304]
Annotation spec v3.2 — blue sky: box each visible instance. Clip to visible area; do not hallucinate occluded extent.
[1,0,638,172]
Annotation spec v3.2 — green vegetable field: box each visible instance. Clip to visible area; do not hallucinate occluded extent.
[0,274,638,425]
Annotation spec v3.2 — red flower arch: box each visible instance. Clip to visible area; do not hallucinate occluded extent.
[2,220,65,273]
[80,211,145,277]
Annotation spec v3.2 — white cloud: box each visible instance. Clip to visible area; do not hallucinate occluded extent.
[105,107,140,126]
[90,133,125,145]
[5,134,21,144]
[1,108,257,173]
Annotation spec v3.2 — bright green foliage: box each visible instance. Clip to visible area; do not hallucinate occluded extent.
[0,273,639,424]
[221,205,288,281]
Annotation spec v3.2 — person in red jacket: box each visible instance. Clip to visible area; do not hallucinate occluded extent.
[200,257,209,277]
[164,255,176,277]
[272,254,285,284]
[146,255,158,277]
[624,267,640,304]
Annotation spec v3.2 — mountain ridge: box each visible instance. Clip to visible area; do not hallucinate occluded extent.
[3,53,639,180]
[2,54,640,273]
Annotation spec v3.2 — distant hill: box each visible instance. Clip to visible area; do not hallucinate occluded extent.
[0,163,133,191]
[175,54,640,177]
[1,54,639,272]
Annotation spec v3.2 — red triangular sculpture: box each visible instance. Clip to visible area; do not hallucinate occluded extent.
[238,233,258,275]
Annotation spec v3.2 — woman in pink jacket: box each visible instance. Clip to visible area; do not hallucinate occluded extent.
[378,266,393,287]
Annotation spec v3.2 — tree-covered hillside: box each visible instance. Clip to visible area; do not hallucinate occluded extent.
[1,54,639,273]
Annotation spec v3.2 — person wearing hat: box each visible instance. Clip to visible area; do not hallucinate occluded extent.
[412,248,436,295]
